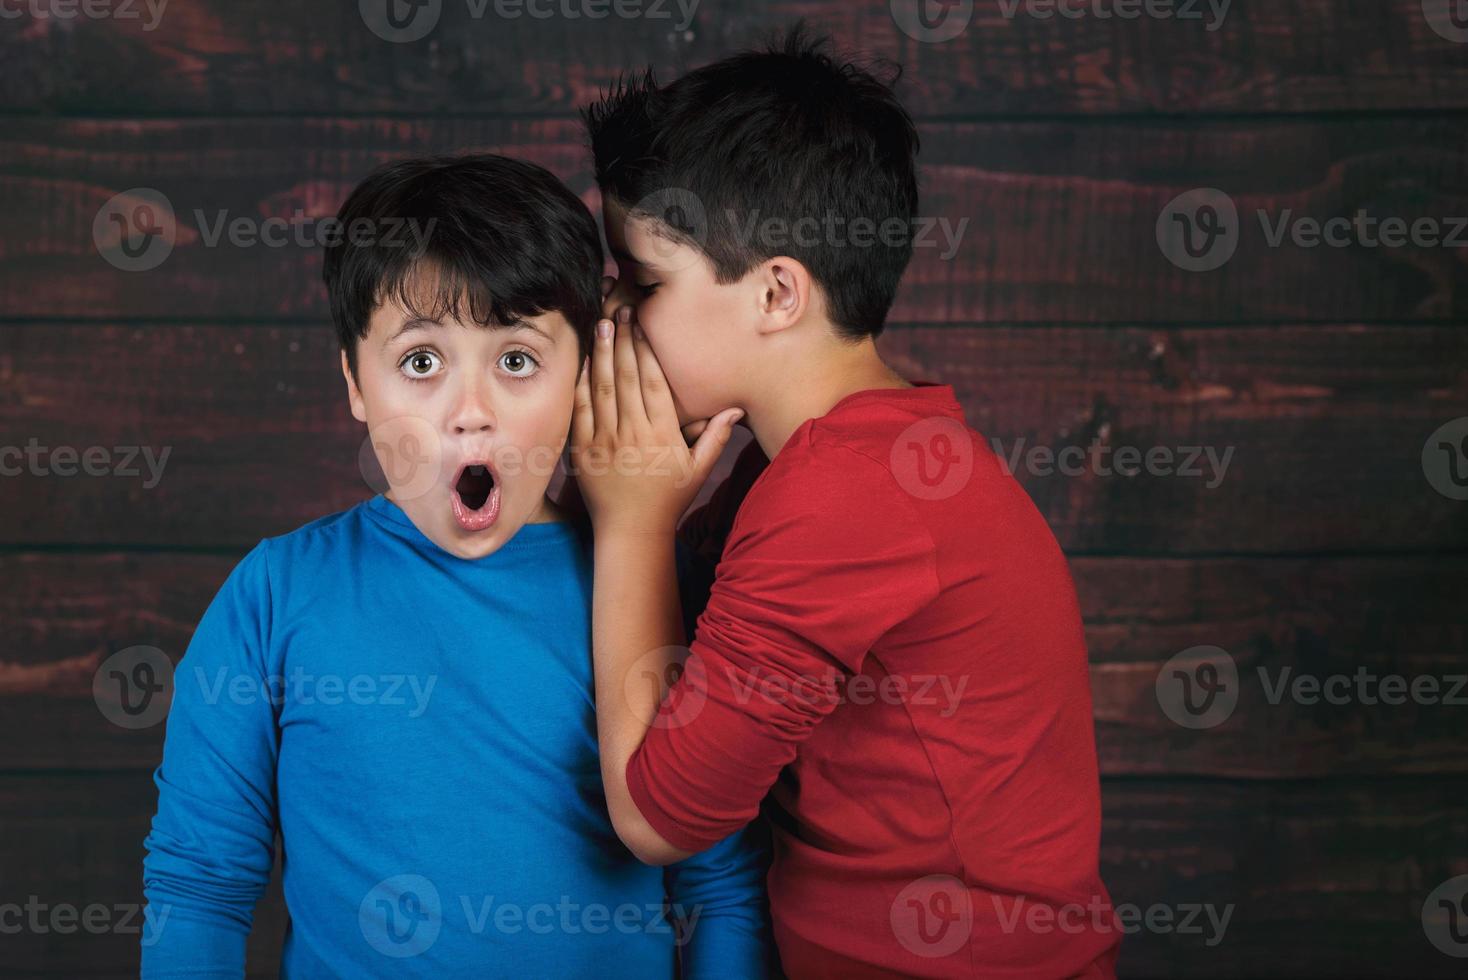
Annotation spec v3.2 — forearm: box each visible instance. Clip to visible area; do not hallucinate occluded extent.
[665,823,776,980]
[143,766,273,976]
[591,527,694,865]
[142,544,278,974]
[139,897,251,979]
[678,904,776,980]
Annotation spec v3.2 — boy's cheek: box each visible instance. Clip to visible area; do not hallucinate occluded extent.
[505,404,576,492]
[617,312,721,423]
[670,387,699,428]
[664,377,724,431]
[649,333,721,420]
[632,330,690,419]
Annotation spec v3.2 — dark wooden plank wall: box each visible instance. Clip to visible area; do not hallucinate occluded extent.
[1,1,1465,975]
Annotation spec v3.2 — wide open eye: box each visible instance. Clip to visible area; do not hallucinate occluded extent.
[499,350,539,379]
[400,348,442,381]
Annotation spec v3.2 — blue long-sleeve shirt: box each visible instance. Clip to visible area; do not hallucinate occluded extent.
[141,494,773,977]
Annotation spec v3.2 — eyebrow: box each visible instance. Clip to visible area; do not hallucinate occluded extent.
[383,317,558,348]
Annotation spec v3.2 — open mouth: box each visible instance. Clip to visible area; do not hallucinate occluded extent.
[457,464,494,510]
[451,462,500,532]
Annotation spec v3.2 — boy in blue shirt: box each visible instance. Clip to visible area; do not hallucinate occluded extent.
[140,154,773,977]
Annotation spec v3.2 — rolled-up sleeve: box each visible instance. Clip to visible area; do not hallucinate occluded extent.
[628,445,940,853]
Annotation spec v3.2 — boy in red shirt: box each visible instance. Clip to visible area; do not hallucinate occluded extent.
[571,28,1119,978]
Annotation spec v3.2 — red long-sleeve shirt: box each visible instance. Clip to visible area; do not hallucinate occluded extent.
[629,383,1118,978]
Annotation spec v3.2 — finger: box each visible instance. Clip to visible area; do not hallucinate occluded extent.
[689,407,746,482]
[612,305,647,433]
[590,317,618,435]
[630,322,678,433]
[573,356,595,445]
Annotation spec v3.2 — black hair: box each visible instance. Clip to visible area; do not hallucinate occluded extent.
[323,154,602,375]
[582,24,920,340]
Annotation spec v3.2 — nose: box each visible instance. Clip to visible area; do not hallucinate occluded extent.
[448,373,496,435]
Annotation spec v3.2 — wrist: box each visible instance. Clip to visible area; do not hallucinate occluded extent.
[592,521,680,544]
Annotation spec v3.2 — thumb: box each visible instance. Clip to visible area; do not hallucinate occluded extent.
[689,407,745,479]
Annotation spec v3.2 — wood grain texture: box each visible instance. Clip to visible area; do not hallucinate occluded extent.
[2,2,1464,975]
[1,323,1462,552]
[2,551,1461,775]
[880,324,1468,553]
[2,0,1467,117]
[3,771,1463,976]
[3,118,1465,323]
[1097,777,1468,978]
[0,771,285,977]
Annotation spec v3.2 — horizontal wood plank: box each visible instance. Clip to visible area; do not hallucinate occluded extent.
[1083,556,1468,777]
[2,0,1467,117]
[0,770,286,976]
[1,552,1462,775]
[0,323,1462,552]
[1097,777,1468,977]
[2,2,1462,977]
[3,118,1466,323]
[879,323,1468,553]
[2,771,1462,976]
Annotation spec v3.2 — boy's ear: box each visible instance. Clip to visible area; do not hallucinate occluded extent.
[755,256,811,335]
[341,349,368,424]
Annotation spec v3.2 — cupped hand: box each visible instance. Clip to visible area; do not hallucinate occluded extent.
[571,304,744,536]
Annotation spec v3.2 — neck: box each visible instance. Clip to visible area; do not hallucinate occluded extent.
[745,336,909,459]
